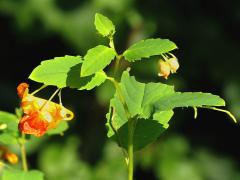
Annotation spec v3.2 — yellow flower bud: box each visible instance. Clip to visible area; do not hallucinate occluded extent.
[4,152,18,164]
[158,60,171,79]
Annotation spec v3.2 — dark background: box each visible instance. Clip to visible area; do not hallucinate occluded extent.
[0,0,239,179]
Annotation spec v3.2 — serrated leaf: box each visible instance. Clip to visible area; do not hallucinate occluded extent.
[123,38,177,61]
[46,121,69,136]
[154,92,225,111]
[141,82,175,118]
[0,111,19,144]
[2,169,44,180]
[29,55,83,88]
[106,71,228,151]
[153,110,174,128]
[79,71,107,90]
[106,71,176,151]
[81,45,116,77]
[119,71,174,118]
[106,103,172,151]
[94,13,115,37]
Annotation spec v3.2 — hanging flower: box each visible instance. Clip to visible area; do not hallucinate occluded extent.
[158,60,171,79]
[167,57,179,73]
[158,53,179,79]
[17,83,74,137]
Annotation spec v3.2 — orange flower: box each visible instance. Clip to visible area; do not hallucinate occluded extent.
[17,83,74,137]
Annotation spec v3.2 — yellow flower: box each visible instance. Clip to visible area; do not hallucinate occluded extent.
[158,60,171,79]
[0,146,18,164]
[158,54,179,79]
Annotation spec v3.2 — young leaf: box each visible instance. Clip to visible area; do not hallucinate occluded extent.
[94,13,115,37]
[0,111,19,145]
[81,45,116,77]
[79,71,107,90]
[2,169,44,180]
[29,55,82,88]
[123,38,177,61]
[154,92,225,111]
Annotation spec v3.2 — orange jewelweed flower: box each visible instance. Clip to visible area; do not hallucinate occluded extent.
[17,83,74,137]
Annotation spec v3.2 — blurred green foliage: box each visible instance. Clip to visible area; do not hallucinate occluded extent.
[35,135,240,180]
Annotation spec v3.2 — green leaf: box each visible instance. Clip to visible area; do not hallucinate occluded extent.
[29,55,83,88]
[119,71,174,118]
[141,82,175,118]
[2,169,44,180]
[106,71,176,151]
[46,121,69,136]
[106,101,173,151]
[123,38,177,61]
[79,71,107,90]
[153,110,174,129]
[0,111,19,144]
[106,96,128,138]
[94,13,115,37]
[81,45,116,77]
[154,92,225,111]
[120,71,145,117]
[106,71,227,151]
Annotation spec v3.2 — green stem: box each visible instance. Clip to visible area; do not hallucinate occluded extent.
[198,106,237,123]
[39,88,60,111]
[107,76,135,180]
[31,84,47,95]
[114,56,121,75]
[20,134,28,172]
[128,118,134,180]
[107,77,131,118]
[109,37,122,76]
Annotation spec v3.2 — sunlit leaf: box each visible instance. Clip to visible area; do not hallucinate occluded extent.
[120,71,145,117]
[29,55,83,88]
[154,92,225,111]
[0,111,19,144]
[2,169,44,180]
[46,121,69,136]
[79,71,107,90]
[106,71,227,151]
[106,71,175,151]
[81,45,116,77]
[123,38,177,61]
[94,13,115,37]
